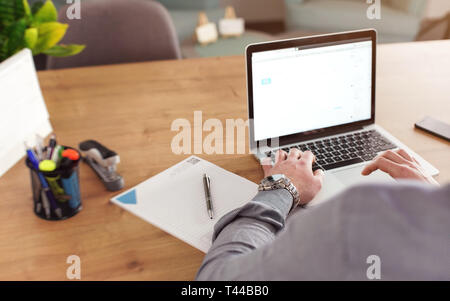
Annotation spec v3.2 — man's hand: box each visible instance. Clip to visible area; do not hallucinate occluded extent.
[261,149,324,205]
[362,149,438,185]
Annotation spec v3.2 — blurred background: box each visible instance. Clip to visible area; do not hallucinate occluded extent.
[26,0,450,69]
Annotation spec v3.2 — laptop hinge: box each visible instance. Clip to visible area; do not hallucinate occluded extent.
[275,124,365,148]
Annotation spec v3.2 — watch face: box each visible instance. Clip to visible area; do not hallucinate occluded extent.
[262,174,285,187]
[270,174,284,182]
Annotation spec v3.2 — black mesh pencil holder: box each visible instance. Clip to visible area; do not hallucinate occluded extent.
[26,147,82,221]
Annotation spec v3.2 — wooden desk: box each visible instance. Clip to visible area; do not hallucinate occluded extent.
[0,41,449,280]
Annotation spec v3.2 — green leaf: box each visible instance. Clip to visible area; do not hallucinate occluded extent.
[0,0,27,26]
[0,1,84,61]
[0,35,8,61]
[31,1,44,15]
[4,18,27,56]
[24,27,38,49]
[34,21,67,54]
[32,0,57,25]
[23,0,31,17]
[43,44,85,57]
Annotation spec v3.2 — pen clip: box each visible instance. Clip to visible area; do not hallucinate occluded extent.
[203,173,211,199]
[205,174,210,188]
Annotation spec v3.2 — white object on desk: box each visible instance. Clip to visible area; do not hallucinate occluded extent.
[219,6,245,37]
[196,23,218,45]
[195,11,218,45]
[0,49,52,177]
[219,19,245,37]
[111,156,258,253]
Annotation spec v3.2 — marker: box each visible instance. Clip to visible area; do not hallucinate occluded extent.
[51,145,63,166]
[60,150,81,209]
[39,160,66,200]
[39,159,56,172]
[62,149,80,161]
[60,157,74,170]
[26,147,62,218]
[47,135,57,159]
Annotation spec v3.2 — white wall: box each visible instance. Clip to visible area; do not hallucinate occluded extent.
[221,0,284,22]
[425,0,450,18]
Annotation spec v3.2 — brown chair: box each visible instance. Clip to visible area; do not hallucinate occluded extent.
[47,0,181,69]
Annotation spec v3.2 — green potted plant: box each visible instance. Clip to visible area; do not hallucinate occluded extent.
[0,0,85,66]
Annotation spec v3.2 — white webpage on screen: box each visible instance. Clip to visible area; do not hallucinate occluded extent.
[252,40,372,141]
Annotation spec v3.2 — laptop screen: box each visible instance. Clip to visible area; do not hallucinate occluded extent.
[251,39,373,142]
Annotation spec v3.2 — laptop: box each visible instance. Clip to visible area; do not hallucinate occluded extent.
[246,29,439,206]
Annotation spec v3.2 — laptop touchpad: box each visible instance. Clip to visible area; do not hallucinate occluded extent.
[309,165,394,207]
[332,165,394,186]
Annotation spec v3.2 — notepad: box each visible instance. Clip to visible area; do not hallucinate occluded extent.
[111,156,258,253]
[0,49,52,177]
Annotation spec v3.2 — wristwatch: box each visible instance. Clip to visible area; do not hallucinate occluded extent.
[258,174,301,213]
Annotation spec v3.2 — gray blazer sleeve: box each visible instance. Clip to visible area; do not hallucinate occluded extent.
[195,189,293,280]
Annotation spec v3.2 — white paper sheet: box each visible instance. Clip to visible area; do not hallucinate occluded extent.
[0,49,52,177]
[111,156,258,253]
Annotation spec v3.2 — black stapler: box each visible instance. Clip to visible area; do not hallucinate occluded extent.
[79,140,124,191]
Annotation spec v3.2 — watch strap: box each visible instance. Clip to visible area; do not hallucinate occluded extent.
[258,175,300,213]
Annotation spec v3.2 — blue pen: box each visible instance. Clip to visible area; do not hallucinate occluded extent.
[26,148,62,218]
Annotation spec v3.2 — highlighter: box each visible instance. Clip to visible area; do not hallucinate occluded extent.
[62,149,80,161]
[60,150,81,209]
[39,160,66,198]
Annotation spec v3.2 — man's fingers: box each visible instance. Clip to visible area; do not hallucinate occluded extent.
[275,150,287,163]
[261,157,272,175]
[313,168,324,182]
[299,150,314,166]
[364,149,413,177]
[362,157,404,178]
[378,150,410,165]
[361,162,375,175]
[362,157,384,175]
[395,149,428,174]
[396,149,415,163]
[288,148,302,160]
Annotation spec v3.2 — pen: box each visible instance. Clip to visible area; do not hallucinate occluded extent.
[51,145,63,166]
[41,189,51,219]
[203,173,214,219]
[47,134,57,159]
[26,146,62,218]
[35,134,45,160]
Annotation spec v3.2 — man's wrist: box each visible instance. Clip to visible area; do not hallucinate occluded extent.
[259,174,301,212]
[252,189,294,219]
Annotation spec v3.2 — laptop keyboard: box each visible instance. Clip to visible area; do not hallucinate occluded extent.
[265,129,396,171]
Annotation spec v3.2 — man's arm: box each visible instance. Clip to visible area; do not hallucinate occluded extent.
[195,189,292,280]
[196,149,323,280]
[196,148,441,280]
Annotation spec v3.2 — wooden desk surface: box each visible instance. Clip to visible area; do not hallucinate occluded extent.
[0,40,449,280]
